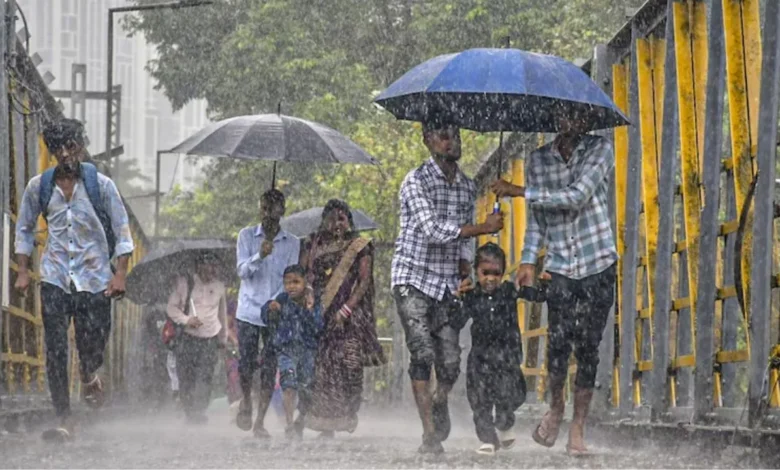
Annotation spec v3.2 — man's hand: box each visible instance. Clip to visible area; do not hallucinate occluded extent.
[457,278,475,297]
[484,212,504,233]
[14,270,31,293]
[105,272,126,298]
[227,331,239,348]
[490,180,524,198]
[260,239,274,259]
[186,316,203,329]
[515,263,536,287]
[305,291,315,311]
[458,259,472,280]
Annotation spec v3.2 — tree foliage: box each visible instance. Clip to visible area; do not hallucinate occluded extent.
[125,0,643,333]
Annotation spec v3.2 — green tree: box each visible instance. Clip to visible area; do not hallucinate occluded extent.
[125,0,644,334]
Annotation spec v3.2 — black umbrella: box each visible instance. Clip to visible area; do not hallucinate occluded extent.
[126,238,235,305]
[280,206,378,238]
[167,111,379,188]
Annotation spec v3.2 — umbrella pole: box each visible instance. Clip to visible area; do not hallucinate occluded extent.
[491,131,504,239]
[493,131,504,215]
[271,161,277,190]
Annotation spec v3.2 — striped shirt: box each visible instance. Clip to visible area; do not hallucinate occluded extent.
[521,134,618,279]
[392,157,476,301]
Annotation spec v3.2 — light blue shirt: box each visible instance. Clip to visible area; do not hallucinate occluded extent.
[14,172,134,294]
[235,224,300,326]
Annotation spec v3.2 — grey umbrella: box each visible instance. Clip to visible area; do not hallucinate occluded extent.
[126,238,236,305]
[167,113,379,187]
[280,207,378,238]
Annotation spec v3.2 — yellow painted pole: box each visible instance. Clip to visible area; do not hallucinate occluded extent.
[477,195,487,248]
[612,61,630,408]
[511,158,527,335]
[673,0,706,368]
[637,35,662,353]
[723,0,761,335]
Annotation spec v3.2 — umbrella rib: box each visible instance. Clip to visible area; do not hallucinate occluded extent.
[172,118,235,156]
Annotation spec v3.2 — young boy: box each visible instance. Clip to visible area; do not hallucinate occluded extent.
[261,264,323,438]
[455,243,546,455]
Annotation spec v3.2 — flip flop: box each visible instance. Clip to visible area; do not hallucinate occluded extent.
[253,426,271,439]
[82,376,104,409]
[41,427,71,443]
[566,443,590,457]
[532,424,556,448]
[476,443,497,456]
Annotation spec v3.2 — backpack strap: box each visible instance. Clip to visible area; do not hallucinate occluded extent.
[38,167,57,220]
[38,162,117,261]
[80,163,116,260]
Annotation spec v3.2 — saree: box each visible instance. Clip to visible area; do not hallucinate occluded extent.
[303,235,386,433]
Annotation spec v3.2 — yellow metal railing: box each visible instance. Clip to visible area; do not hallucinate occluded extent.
[472,0,780,422]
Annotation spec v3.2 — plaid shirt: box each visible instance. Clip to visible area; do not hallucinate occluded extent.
[392,157,476,301]
[521,134,618,279]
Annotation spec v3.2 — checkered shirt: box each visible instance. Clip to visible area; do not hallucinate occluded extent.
[521,134,618,279]
[392,157,476,301]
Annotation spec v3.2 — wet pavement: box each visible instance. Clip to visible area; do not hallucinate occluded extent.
[0,403,762,468]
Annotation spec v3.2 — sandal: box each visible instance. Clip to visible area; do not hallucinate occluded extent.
[566,442,590,457]
[253,426,271,439]
[497,427,516,449]
[236,398,253,431]
[81,375,104,409]
[531,411,559,448]
[41,427,71,443]
[476,443,496,456]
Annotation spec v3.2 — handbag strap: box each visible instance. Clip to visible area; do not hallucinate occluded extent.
[321,237,369,312]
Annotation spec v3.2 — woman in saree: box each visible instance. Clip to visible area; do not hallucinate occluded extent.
[301,199,386,436]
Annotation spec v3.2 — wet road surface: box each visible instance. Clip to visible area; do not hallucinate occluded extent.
[0,403,760,468]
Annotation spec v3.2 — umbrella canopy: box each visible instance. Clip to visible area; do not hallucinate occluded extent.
[280,207,378,238]
[374,48,629,133]
[167,113,379,165]
[126,238,235,305]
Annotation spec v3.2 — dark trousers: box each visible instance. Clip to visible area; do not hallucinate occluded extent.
[237,320,277,399]
[40,282,112,418]
[176,334,219,416]
[392,286,461,385]
[546,264,617,389]
[466,353,526,446]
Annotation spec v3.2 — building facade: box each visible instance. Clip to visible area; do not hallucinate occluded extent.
[17,0,210,231]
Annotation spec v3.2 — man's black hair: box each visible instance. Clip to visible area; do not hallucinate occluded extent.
[474,242,507,273]
[261,188,285,207]
[283,264,306,278]
[422,120,458,136]
[43,119,86,152]
[321,199,355,232]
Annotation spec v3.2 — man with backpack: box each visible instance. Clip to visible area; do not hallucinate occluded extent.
[14,119,134,441]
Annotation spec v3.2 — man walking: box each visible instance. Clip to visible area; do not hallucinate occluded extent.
[392,121,504,454]
[235,189,299,438]
[490,114,618,456]
[14,119,134,441]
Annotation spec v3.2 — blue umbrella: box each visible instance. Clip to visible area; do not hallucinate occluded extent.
[374,48,629,133]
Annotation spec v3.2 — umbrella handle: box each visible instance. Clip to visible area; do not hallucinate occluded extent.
[271,161,277,190]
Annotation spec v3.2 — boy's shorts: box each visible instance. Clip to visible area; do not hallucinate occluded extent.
[277,349,315,391]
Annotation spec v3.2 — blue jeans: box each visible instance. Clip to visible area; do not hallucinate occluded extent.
[277,348,316,414]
